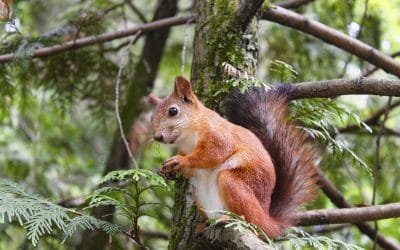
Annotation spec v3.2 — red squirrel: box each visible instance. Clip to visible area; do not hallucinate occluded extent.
[150,76,319,238]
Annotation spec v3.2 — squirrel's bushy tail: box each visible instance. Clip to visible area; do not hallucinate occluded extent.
[224,85,319,230]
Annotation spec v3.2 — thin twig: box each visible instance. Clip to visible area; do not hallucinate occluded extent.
[372,96,392,249]
[340,0,369,77]
[114,31,142,168]
[124,0,148,23]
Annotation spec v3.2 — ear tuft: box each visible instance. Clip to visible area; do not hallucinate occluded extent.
[148,93,161,106]
[174,76,193,102]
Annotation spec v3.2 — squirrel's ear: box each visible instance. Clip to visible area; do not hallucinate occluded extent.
[173,76,193,103]
[148,93,161,106]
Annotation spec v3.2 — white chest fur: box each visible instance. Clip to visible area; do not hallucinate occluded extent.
[190,168,225,219]
[175,131,238,219]
[191,157,239,219]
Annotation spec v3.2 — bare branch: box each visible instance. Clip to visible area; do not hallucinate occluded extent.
[364,51,400,77]
[0,15,194,64]
[296,203,400,226]
[223,63,400,98]
[277,0,314,9]
[140,230,169,240]
[114,34,140,168]
[319,173,399,250]
[290,78,400,99]
[261,6,400,77]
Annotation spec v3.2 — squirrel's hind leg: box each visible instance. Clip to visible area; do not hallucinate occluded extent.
[217,169,283,238]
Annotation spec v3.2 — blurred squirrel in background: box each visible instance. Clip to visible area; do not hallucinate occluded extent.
[150,76,319,238]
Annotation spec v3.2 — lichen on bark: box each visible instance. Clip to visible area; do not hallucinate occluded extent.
[191,0,258,108]
[168,1,261,250]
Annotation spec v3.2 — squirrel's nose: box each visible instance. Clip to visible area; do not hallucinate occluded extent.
[154,133,163,142]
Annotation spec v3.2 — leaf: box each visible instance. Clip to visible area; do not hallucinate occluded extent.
[0,180,122,246]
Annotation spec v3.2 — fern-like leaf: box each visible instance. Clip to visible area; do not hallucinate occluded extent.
[0,180,122,246]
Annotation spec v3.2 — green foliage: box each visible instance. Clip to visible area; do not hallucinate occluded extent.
[285,228,364,250]
[209,211,363,249]
[0,168,171,247]
[292,98,372,175]
[63,215,121,241]
[0,180,121,246]
[213,77,266,105]
[99,168,169,189]
[269,59,298,82]
[1,0,400,248]
[87,169,170,220]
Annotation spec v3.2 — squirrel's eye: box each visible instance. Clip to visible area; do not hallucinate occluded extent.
[168,107,179,117]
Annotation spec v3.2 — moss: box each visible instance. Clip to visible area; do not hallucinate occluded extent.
[195,0,249,107]
[262,1,272,11]
[206,0,243,70]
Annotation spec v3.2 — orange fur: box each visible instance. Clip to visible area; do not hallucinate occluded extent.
[151,76,319,238]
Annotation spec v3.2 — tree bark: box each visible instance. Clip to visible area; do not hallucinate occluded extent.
[169,0,261,249]
[76,1,178,249]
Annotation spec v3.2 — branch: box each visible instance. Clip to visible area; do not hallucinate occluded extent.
[235,0,265,30]
[223,63,400,98]
[364,51,400,77]
[2,7,398,80]
[140,230,169,240]
[0,15,194,64]
[339,100,400,133]
[277,0,315,9]
[339,127,400,137]
[290,77,400,99]
[261,6,400,77]
[124,0,148,23]
[296,203,400,226]
[196,202,400,249]
[319,173,400,250]
[199,225,271,250]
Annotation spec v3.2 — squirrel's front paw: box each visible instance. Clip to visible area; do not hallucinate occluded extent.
[162,155,186,173]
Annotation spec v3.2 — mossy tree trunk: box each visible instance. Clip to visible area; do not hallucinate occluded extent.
[76,1,178,249]
[168,0,265,249]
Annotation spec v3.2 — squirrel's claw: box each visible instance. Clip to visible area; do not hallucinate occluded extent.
[162,155,185,173]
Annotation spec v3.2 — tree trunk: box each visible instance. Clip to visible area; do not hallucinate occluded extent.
[76,1,177,249]
[168,1,265,249]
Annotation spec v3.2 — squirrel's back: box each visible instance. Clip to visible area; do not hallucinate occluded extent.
[224,85,320,228]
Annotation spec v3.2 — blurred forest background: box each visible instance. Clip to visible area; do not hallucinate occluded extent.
[1,0,400,249]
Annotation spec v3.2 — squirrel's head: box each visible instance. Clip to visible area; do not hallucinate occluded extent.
[150,76,200,144]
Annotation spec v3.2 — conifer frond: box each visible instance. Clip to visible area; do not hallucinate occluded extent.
[63,215,121,241]
[100,169,169,190]
[292,98,371,174]
[0,180,121,246]
[269,59,298,82]
[287,228,364,250]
